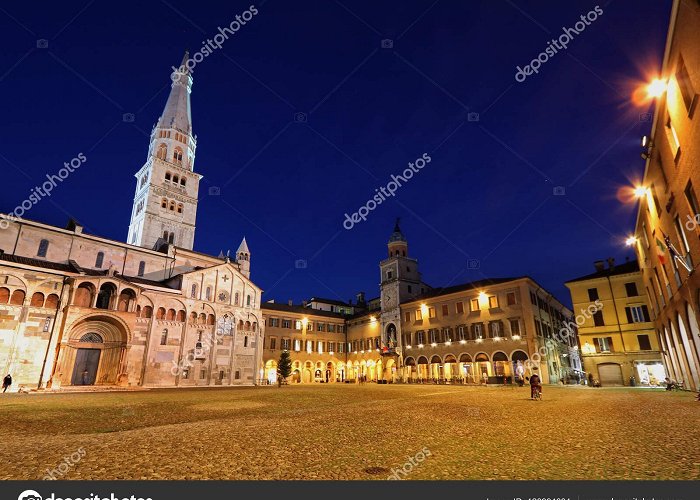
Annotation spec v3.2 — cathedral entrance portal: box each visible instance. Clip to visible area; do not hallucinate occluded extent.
[71,348,100,385]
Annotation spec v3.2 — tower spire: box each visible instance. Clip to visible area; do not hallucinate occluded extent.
[127,51,201,252]
[159,50,193,134]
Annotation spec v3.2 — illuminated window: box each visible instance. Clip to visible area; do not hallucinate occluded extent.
[470,298,479,311]
[675,54,696,113]
[415,309,423,321]
[488,296,498,308]
[665,116,681,161]
[456,302,464,314]
[428,307,436,319]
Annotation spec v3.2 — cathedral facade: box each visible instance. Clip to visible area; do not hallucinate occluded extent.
[0,53,578,391]
[0,54,262,390]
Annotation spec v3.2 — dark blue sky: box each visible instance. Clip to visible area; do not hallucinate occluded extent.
[0,0,671,307]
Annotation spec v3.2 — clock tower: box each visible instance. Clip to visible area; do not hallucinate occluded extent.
[379,219,424,359]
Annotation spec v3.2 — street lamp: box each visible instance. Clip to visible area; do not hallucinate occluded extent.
[625,236,638,247]
[647,79,668,98]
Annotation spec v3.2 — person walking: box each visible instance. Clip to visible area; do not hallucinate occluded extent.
[530,372,542,400]
[2,374,12,393]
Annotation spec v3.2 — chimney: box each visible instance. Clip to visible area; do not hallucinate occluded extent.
[594,260,605,272]
[288,299,293,306]
[607,257,615,270]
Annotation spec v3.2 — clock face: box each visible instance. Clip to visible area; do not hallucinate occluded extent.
[218,292,228,302]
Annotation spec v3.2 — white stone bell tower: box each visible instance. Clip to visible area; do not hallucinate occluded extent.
[127,51,202,250]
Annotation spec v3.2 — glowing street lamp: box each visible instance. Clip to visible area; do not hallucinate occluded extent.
[647,78,668,98]
[633,186,649,198]
[625,236,638,247]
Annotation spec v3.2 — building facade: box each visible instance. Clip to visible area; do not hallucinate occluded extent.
[262,222,580,386]
[0,54,263,391]
[628,0,700,390]
[565,259,665,386]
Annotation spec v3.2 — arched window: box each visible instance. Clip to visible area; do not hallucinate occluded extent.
[96,283,116,310]
[207,314,215,325]
[45,293,59,309]
[191,284,197,298]
[177,204,183,214]
[10,289,25,305]
[166,308,176,320]
[37,239,49,257]
[173,148,183,165]
[95,252,104,269]
[118,289,136,312]
[160,329,168,345]
[168,233,174,244]
[157,143,167,160]
[169,201,176,211]
[165,172,171,181]
[234,292,240,306]
[173,175,179,184]
[176,310,186,322]
[244,336,248,347]
[205,286,212,301]
[161,198,168,209]
[180,177,186,186]
[142,305,153,318]
[156,307,166,320]
[138,261,146,277]
[30,292,45,307]
[0,287,9,304]
[79,333,103,343]
[73,283,94,308]
[246,295,251,306]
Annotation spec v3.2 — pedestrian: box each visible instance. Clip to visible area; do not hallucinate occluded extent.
[2,374,11,393]
[530,372,542,399]
[588,373,594,386]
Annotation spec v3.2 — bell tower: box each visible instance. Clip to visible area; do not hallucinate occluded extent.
[127,51,202,250]
[379,219,423,356]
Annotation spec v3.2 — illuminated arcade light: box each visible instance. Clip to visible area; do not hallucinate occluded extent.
[445,341,452,346]
[431,343,437,347]
[459,340,466,344]
[418,344,424,348]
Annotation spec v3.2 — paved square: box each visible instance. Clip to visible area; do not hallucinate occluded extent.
[1,384,699,480]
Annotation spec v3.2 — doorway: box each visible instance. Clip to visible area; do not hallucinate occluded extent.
[71,348,100,385]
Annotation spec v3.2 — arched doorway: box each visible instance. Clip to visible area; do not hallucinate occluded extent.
[511,350,528,382]
[429,355,442,381]
[60,314,129,386]
[443,354,457,382]
[475,353,490,382]
[326,362,334,383]
[265,360,277,385]
[492,351,509,380]
[459,353,473,383]
[416,356,429,382]
[403,357,416,382]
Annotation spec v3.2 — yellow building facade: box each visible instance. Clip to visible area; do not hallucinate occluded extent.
[565,259,664,386]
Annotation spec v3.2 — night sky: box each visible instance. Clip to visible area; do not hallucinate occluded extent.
[0,0,672,308]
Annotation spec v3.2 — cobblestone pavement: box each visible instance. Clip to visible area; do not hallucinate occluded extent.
[1,384,698,480]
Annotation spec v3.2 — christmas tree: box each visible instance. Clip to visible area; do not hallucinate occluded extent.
[277,350,292,387]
